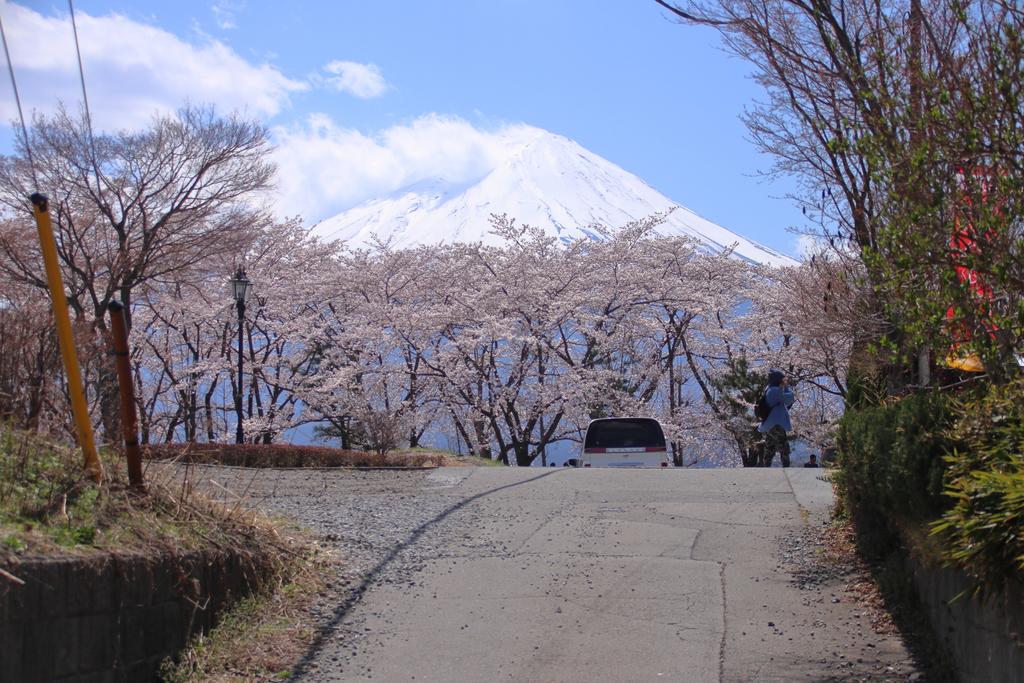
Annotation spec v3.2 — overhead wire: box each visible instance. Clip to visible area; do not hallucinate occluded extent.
[1,1,99,191]
[68,0,103,194]
[68,0,97,161]
[0,11,39,189]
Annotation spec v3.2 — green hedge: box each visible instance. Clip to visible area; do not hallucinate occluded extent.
[836,390,955,536]
[837,380,1024,593]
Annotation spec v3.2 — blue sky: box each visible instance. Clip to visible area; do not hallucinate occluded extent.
[1,0,807,257]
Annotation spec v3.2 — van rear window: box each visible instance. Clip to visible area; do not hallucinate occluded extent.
[584,419,665,449]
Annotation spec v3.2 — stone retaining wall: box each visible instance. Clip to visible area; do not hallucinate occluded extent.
[912,565,1023,683]
[1,550,266,682]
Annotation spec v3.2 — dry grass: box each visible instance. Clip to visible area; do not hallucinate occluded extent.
[391,448,505,467]
[1,425,332,681]
[822,518,957,681]
[0,428,303,561]
[144,442,504,469]
[820,520,902,636]
[145,443,444,468]
[161,540,332,682]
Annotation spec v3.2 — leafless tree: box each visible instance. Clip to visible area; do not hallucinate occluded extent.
[0,283,61,431]
[0,104,276,437]
[653,0,1023,385]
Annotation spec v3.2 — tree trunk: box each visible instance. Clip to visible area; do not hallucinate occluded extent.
[164,405,182,443]
[203,377,218,442]
[96,359,122,446]
[473,419,491,459]
[513,440,533,467]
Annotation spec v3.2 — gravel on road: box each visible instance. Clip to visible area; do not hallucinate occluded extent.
[162,464,935,682]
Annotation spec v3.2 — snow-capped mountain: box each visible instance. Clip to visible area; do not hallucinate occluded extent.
[313,127,796,267]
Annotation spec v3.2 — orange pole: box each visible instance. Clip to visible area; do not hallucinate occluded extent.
[31,193,102,481]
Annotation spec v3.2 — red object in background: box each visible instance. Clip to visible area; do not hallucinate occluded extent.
[949,168,995,299]
[944,168,999,370]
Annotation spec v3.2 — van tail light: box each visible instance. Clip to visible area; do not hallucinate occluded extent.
[584,463,591,467]
[645,447,665,452]
[661,462,668,467]
[583,448,605,453]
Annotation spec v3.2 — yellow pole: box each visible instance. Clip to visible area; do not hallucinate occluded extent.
[31,193,102,481]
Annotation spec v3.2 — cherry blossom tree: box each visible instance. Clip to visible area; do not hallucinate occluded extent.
[2,135,860,467]
[0,105,276,438]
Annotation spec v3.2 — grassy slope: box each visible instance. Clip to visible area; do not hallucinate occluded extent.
[1,426,325,680]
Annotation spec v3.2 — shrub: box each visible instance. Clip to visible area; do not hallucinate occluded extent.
[837,378,1024,593]
[835,390,955,552]
[143,443,446,468]
[0,424,309,558]
[0,303,61,431]
[932,379,1024,594]
[0,423,82,522]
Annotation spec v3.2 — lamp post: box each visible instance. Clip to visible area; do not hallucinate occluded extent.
[230,267,251,444]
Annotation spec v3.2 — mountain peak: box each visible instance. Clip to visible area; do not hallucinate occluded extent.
[313,127,796,267]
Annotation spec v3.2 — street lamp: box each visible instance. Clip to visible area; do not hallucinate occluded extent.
[230,267,251,444]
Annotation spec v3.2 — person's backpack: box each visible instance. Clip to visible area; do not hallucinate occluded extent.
[753,388,771,421]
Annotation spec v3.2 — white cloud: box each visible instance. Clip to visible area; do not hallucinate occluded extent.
[794,233,826,259]
[211,1,245,30]
[271,114,536,224]
[0,2,306,132]
[320,61,390,99]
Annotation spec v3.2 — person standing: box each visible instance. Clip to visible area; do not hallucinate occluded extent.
[758,369,795,467]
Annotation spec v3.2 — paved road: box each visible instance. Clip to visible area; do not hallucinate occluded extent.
[198,466,921,682]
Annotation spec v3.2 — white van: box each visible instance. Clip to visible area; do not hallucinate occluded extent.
[579,417,671,468]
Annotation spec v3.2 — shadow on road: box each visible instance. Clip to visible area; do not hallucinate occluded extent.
[291,468,565,677]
